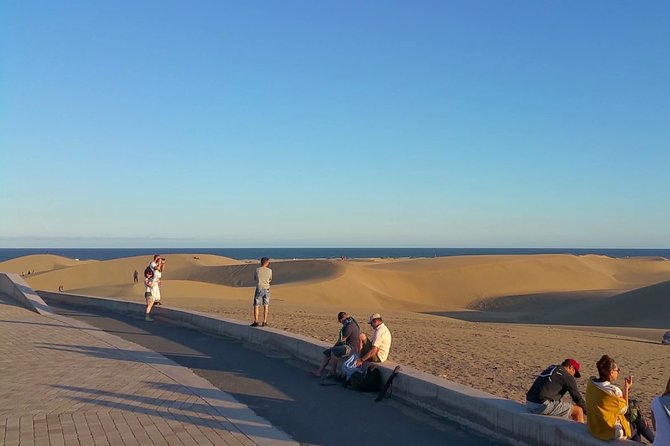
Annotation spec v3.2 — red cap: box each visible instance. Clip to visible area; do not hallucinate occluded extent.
[565,358,581,378]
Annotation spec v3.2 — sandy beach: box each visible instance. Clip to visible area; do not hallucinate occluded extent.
[3,253,670,413]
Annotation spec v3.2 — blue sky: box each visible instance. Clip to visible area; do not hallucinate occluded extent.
[1,1,668,248]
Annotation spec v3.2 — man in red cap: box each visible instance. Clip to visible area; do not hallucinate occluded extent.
[526,358,586,423]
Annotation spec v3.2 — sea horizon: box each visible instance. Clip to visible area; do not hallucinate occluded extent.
[1,247,669,263]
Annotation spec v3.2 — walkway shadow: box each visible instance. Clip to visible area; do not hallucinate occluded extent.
[50,383,292,443]
[0,319,143,336]
[36,343,215,368]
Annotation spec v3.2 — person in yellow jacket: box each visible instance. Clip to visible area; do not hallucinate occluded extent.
[586,355,655,443]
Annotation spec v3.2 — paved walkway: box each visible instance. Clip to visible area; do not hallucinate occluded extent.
[42,299,506,446]
[0,293,295,446]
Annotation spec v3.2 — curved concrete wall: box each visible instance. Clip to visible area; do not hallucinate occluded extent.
[0,273,52,314]
[0,273,635,446]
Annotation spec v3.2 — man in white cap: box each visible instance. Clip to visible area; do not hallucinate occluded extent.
[355,313,392,367]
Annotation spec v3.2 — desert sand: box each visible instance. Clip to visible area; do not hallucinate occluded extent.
[3,252,670,414]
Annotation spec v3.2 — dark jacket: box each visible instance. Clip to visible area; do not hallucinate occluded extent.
[526,365,586,411]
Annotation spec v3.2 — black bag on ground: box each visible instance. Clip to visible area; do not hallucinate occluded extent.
[350,366,382,392]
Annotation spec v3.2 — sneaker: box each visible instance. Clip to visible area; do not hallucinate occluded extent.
[144,316,154,322]
[261,322,268,327]
[250,322,259,327]
[154,301,162,306]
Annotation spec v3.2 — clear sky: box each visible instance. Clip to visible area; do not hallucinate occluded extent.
[1,1,668,248]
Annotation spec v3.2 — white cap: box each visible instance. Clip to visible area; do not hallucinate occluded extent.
[368,313,382,323]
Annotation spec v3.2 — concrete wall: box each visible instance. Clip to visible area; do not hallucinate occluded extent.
[0,272,51,314]
[1,274,634,446]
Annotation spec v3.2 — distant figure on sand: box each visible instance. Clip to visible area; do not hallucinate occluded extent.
[651,376,670,445]
[133,270,138,283]
[250,257,272,327]
[526,359,586,423]
[586,355,654,443]
[355,313,392,367]
[311,312,361,378]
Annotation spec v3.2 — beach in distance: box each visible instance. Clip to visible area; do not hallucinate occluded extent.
[3,252,670,413]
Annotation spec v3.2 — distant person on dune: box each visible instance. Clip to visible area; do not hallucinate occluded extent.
[133,270,138,283]
[251,257,272,327]
[311,312,360,378]
[526,359,586,423]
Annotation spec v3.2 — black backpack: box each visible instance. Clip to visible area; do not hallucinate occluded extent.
[350,366,382,392]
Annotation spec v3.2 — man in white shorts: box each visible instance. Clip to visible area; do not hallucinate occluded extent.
[526,358,586,423]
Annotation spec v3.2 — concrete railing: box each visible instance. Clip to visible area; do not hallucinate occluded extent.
[0,273,52,314]
[1,273,635,446]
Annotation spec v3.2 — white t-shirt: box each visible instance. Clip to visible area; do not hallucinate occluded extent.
[371,323,392,362]
[151,269,162,300]
[652,396,670,446]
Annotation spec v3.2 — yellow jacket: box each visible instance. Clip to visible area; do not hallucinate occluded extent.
[586,380,631,441]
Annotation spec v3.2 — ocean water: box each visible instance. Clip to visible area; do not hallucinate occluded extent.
[0,247,668,262]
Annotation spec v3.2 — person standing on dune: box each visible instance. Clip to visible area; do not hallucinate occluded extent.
[251,257,272,327]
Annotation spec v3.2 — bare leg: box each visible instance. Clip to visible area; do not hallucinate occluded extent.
[253,305,259,323]
[311,354,330,377]
[262,305,269,324]
[145,299,154,320]
[571,405,585,423]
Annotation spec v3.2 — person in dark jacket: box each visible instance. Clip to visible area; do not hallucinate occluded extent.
[526,358,586,423]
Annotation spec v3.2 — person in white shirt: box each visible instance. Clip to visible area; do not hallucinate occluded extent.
[651,377,670,446]
[148,255,164,306]
[355,313,392,367]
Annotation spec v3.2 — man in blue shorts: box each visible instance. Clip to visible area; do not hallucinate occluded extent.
[526,358,586,423]
[251,257,272,327]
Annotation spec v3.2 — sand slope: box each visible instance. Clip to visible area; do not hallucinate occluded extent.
[0,254,97,275]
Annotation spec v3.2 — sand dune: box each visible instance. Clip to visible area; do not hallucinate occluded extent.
[3,252,670,411]
[0,254,97,275]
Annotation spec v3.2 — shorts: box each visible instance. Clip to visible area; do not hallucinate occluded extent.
[526,400,573,418]
[145,292,154,302]
[323,344,352,358]
[253,288,270,306]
